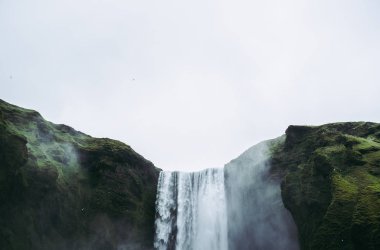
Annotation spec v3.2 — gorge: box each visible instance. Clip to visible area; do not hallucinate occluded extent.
[1,99,380,250]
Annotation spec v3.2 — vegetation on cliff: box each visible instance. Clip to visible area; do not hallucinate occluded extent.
[2,99,380,250]
[0,99,159,250]
[270,122,380,250]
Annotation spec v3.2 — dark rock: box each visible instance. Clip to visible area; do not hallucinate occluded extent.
[0,99,160,250]
[270,122,380,250]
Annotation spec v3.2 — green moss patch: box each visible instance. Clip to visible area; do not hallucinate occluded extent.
[0,99,159,250]
[270,122,380,250]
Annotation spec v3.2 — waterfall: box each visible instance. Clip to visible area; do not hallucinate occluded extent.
[154,169,228,250]
[154,171,178,250]
[154,139,299,250]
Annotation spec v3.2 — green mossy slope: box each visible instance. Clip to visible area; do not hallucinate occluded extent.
[0,99,159,250]
[2,99,380,250]
[270,122,380,250]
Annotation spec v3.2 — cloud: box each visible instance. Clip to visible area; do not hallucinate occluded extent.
[1,0,379,170]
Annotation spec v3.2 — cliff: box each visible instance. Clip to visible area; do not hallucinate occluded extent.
[270,122,380,250]
[0,99,159,250]
[1,99,380,250]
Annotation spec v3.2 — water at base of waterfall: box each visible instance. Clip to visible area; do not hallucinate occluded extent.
[154,168,228,250]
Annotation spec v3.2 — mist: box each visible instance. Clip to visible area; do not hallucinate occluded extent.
[225,138,298,250]
[154,138,299,249]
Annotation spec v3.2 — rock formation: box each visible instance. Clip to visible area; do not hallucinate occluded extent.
[1,99,379,250]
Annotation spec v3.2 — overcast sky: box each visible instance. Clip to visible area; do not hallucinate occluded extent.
[1,0,379,171]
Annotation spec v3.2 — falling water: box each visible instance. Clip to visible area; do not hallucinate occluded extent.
[154,169,228,250]
[154,139,299,250]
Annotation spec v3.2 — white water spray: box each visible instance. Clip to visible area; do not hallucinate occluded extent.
[154,139,299,250]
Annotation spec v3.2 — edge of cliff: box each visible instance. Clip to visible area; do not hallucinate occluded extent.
[2,98,380,250]
[0,99,160,250]
[270,122,380,250]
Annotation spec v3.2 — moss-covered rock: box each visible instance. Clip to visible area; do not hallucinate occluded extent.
[270,122,380,250]
[2,99,380,250]
[0,99,160,250]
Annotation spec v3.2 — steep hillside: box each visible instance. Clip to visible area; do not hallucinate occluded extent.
[0,99,160,250]
[270,122,380,250]
[2,99,380,250]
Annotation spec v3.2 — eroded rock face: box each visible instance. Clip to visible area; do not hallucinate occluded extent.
[271,122,380,250]
[0,99,160,250]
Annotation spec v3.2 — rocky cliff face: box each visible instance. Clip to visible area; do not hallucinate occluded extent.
[1,99,380,250]
[270,122,380,250]
[0,99,160,250]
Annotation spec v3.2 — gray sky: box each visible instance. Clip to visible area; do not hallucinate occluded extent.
[1,0,379,171]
